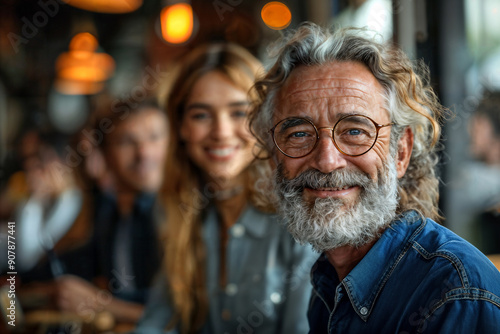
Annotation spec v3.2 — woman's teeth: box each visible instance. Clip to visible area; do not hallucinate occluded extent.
[208,147,236,157]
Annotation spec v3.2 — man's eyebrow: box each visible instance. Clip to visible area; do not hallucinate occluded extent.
[335,111,370,119]
[282,111,368,123]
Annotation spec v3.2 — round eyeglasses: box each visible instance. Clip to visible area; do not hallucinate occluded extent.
[269,114,394,158]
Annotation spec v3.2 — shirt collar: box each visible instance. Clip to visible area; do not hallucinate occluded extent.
[312,210,424,321]
[133,192,156,213]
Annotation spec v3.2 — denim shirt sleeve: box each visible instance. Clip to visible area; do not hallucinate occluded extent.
[418,297,500,333]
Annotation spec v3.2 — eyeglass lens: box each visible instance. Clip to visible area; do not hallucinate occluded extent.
[273,115,379,158]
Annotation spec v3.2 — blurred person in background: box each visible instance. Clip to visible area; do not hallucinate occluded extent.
[21,98,169,326]
[134,43,316,334]
[0,129,83,273]
[469,92,500,166]
[468,91,500,254]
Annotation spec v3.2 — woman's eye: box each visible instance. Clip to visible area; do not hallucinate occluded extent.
[232,110,248,118]
[191,112,210,120]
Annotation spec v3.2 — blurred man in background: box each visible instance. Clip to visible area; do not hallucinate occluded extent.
[468,91,500,254]
[22,98,168,326]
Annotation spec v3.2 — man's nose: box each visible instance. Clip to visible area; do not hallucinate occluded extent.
[136,141,152,159]
[310,129,347,173]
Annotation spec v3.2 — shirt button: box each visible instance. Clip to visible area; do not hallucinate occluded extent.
[225,283,238,296]
[221,309,231,321]
[270,292,282,304]
[231,224,245,238]
[360,307,368,315]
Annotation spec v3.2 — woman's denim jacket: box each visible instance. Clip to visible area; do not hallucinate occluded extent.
[135,204,318,334]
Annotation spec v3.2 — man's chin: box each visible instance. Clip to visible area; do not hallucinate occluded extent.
[302,195,350,213]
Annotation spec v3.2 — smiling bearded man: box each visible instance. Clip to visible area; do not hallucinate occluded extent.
[249,23,500,333]
[274,152,398,252]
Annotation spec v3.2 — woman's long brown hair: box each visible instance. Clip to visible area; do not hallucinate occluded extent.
[159,43,267,334]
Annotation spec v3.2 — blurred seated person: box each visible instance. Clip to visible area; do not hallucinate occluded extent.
[469,91,500,166]
[446,90,500,243]
[21,98,169,325]
[469,91,500,254]
[0,129,83,273]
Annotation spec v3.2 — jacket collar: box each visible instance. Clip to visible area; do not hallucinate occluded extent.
[312,210,424,321]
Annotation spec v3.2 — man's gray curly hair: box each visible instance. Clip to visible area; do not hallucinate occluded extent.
[250,22,446,221]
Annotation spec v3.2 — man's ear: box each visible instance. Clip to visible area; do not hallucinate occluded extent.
[396,127,413,178]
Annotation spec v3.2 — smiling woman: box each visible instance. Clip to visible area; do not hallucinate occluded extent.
[133,43,317,334]
[180,71,256,183]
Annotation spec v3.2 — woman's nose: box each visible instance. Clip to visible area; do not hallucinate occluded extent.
[212,114,234,140]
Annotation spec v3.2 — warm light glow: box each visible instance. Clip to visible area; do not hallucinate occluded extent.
[261,2,292,30]
[69,32,98,53]
[55,33,114,95]
[54,78,105,95]
[161,3,194,44]
[63,0,143,13]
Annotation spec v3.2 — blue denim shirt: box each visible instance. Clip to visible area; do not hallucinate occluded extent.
[308,211,500,333]
[134,204,318,334]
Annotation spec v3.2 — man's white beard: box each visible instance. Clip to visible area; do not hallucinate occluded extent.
[274,156,399,253]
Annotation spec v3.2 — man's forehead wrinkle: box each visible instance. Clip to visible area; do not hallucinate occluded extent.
[280,88,375,109]
[281,95,373,107]
[283,77,373,95]
[283,85,372,97]
[287,71,373,85]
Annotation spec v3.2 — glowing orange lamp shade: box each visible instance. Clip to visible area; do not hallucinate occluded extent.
[63,0,143,13]
[160,3,194,44]
[261,2,292,30]
[55,33,115,95]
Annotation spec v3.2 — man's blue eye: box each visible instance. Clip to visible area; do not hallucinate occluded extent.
[292,132,307,138]
[348,129,362,136]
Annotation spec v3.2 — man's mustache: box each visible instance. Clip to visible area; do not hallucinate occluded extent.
[276,164,372,192]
